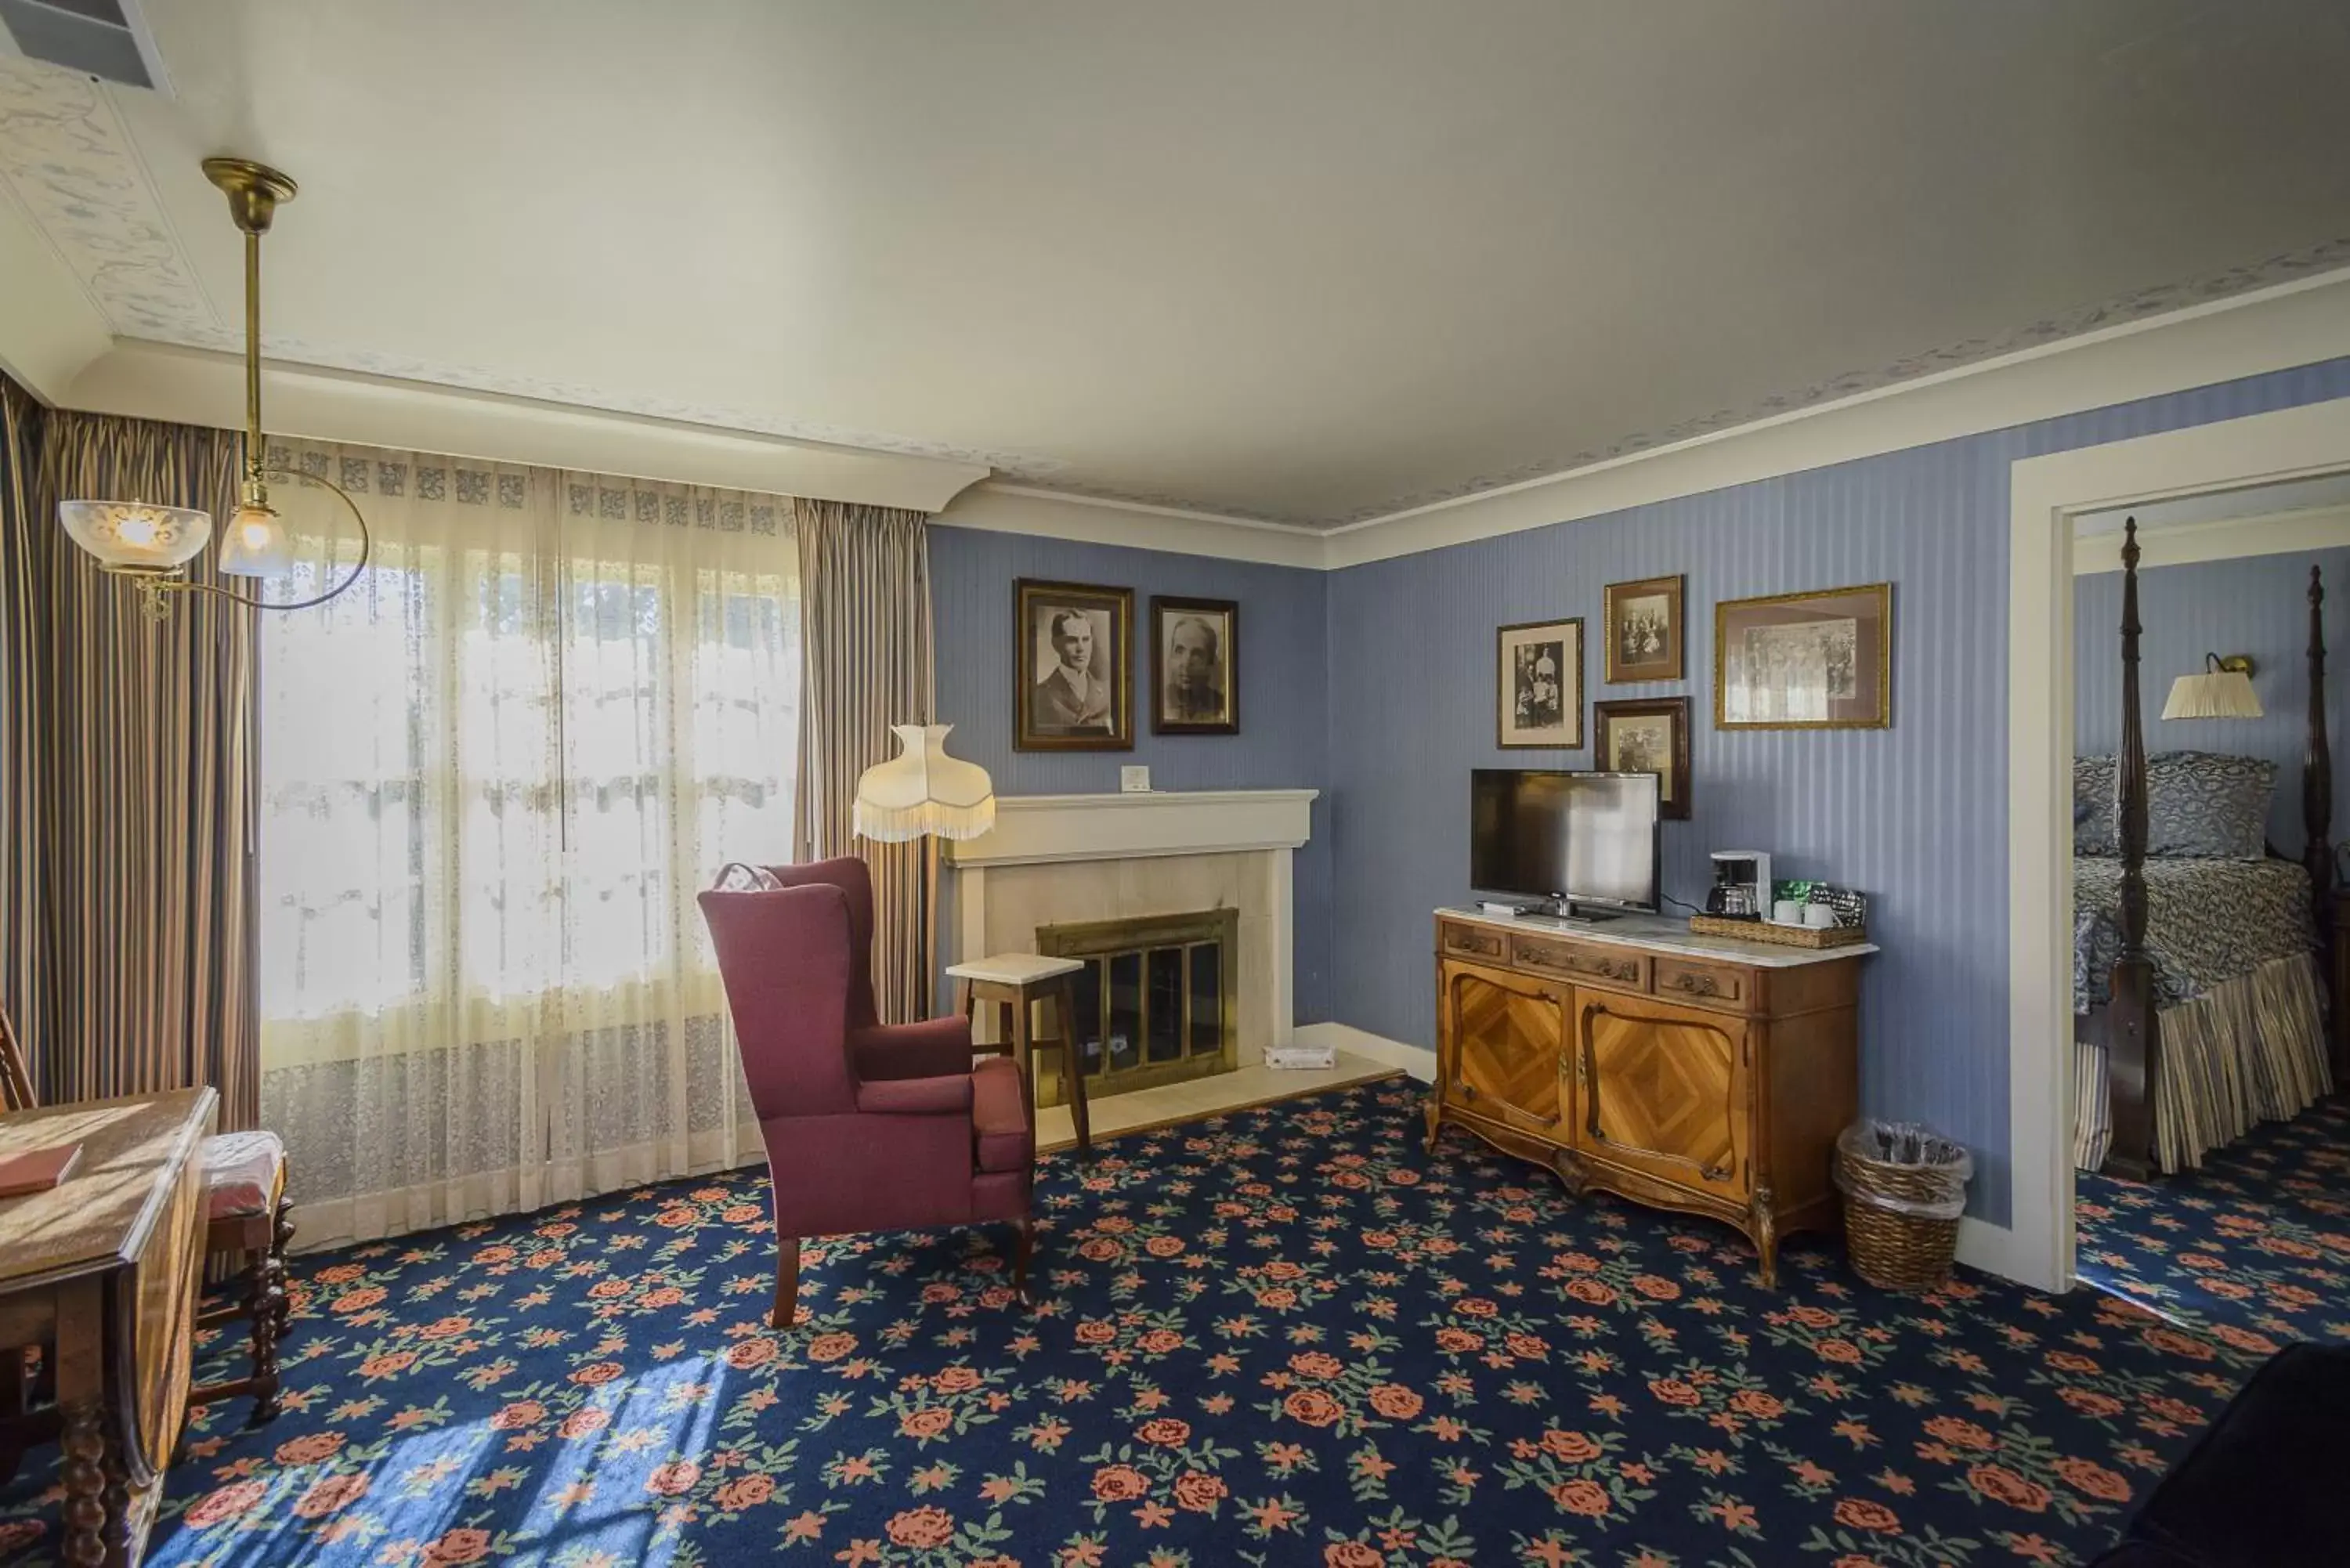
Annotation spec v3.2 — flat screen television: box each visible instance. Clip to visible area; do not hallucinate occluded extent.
[1470,768,1661,916]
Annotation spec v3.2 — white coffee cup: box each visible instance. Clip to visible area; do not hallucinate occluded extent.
[1802,904,1835,929]
[1773,899,1801,925]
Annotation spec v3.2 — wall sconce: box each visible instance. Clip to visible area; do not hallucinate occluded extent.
[2161,653,2263,721]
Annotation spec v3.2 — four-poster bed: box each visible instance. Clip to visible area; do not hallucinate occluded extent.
[2076,518,2340,1180]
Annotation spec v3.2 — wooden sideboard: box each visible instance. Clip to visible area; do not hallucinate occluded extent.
[1426,909,1873,1285]
[1,1089,215,1566]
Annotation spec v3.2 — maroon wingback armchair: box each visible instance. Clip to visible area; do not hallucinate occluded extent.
[700,857,1034,1328]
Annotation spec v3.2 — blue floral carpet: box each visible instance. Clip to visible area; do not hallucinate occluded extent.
[2076,1094,2350,1352]
[0,1080,2301,1567]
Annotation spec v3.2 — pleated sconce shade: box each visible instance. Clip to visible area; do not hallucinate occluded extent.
[2161,664,2264,721]
[852,724,997,843]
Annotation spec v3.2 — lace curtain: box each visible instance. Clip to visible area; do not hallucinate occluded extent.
[255,444,797,1245]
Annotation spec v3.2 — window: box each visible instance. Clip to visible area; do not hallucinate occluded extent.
[254,449,797,1244]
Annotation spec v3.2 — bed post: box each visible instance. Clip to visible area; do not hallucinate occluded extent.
[2103,518,2158,1180]
[2304,565,2339,1079]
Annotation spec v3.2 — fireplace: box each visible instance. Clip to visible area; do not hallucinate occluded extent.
[943,788,1318,1097]
[1031,909,1238,1104]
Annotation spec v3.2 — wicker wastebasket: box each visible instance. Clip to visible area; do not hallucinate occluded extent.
[1834,1121,1972,1290]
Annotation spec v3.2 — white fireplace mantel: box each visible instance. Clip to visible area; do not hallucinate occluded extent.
[943,789,1318,1052]
[942,788,1318,869]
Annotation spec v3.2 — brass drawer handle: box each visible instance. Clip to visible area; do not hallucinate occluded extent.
[1668,971,1723,997]
[1581,958,1640,984]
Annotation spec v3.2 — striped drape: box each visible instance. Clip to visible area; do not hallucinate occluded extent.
[794,499,935,1023]
[0,378,42,1075]
[10,404,259,1127]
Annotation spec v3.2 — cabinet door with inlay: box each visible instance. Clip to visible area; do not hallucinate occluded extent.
[1438,958,1567,1133]
[1572,995,1749,1200]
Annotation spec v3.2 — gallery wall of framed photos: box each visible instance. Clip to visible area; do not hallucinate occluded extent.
[1493,569,1894,826]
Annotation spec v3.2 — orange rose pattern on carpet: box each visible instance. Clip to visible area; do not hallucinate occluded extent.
[0,1081,2319,1566]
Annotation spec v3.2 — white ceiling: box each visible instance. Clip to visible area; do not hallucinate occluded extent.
[5,0,2350,529]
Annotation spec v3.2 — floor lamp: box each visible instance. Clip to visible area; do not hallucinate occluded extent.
[851,725,997,1018]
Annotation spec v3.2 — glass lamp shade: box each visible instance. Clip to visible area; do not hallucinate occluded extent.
[852,724,996,842]
[217,500,294,578]
[2161,669,2263,721]
[58,499,212,575]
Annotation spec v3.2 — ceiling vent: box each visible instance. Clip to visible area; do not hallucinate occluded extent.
[0,0,172,94]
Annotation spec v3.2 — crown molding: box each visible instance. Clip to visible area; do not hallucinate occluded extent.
[1322,267,2350,570]
[934,482,1329,569]
[62,339,989,512]
[953,270,2350,574]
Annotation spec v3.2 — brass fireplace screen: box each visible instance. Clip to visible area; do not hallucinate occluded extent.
[1030,908,1239,1104]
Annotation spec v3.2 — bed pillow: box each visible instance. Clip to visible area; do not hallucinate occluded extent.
[2144,750,2275,860]
[2073,755,2118,855]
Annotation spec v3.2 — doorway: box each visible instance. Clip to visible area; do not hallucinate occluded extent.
[2001,397,2350,1294]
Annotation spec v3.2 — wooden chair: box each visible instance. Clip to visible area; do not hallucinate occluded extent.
[0,1005,293,1440]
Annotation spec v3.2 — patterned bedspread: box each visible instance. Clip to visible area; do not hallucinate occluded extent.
[2074,855,2315,1013]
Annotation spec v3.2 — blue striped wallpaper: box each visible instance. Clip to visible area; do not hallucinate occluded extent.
[927,526,1333,1020]
[2075,547,2350,854]
[1324,356,2350,1224]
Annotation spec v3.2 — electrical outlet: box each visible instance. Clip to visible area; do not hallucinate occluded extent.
[1120,766,1151,793]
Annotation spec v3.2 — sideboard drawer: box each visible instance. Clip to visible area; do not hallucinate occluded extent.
[1513,933,1650,994]
[1439,919,1508,962]
[1654,956,1752,1010]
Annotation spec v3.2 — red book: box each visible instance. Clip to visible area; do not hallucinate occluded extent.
[0,1142,81,1198]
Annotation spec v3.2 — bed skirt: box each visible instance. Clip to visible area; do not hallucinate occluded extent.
[2073,950,2333,1173]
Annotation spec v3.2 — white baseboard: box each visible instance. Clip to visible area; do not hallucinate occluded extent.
[1294,1021,1435,1082]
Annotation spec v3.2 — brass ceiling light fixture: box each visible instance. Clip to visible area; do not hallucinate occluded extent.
[58,157,370,618]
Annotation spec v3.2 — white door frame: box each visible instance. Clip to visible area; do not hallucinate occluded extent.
[1990,396,2350,1292]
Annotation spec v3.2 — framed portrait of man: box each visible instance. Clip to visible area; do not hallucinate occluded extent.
[1594,696,1692,818]
[1151,596,1238,735]
[1495,617,1582,749]
[1015,579,1133,751]
[1603,573,1685,683]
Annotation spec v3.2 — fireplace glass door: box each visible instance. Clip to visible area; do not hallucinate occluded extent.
[1034,908,1239,1102]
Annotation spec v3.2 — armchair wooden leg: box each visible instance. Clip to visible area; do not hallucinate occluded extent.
[1011,1219,1034,1304]
[772,1237,801,1329]
[245,1245,286,1427]
[269,1199,296,1346]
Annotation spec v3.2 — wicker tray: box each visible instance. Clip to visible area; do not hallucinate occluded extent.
[1687,914,1868,948]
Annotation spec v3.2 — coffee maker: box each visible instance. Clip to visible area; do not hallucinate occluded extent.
[1706,851,1773,920]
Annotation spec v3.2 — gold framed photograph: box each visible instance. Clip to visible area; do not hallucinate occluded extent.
[1595,696,1691,819]
[1151,595,1238,735]
[1604,574,1685,683]
[1496,617,1582,749]
[1714,582,1892,730]
[1015,579,1133,751]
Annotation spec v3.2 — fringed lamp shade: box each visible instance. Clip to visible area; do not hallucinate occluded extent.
[852,724,996,843]
[2162,655,2264,721]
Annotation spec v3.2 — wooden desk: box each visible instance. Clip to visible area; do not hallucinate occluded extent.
[0,1089,215,1566]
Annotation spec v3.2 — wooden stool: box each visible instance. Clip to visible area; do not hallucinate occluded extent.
[945,954,1091,1156]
